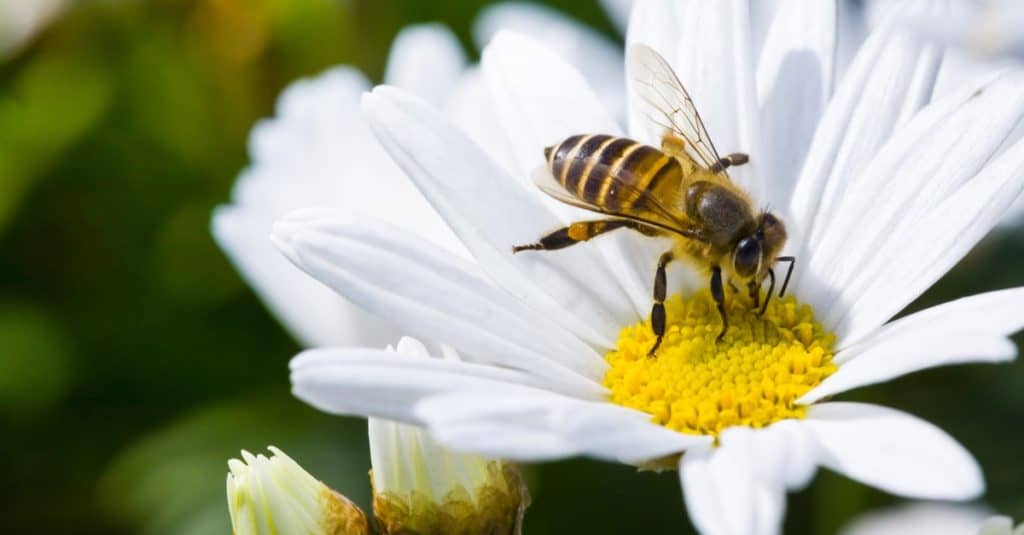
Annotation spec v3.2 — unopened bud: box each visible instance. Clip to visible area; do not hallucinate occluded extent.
[226,446,369,535]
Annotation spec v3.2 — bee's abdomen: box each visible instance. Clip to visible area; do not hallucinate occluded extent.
[547,134,680,211]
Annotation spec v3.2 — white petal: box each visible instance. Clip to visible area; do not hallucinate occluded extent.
[628,1,764,201]
[756,0,836,212]
[835,133,1024,344]
[932,47,1011,102]
[248,66,370,169]
[625,0,681,70]
[415,392,710,463]
[680,447,753,535]
[363,84,637,347]
[803,69,1024,324]
[482,30,657,318]
[443,67,519,175]
[680,430,785,535]
[834,0,867,87]
[473,3,626,123]
[789,0,947,267]
[1005,189,1024,228]
[290,348,555,425]
[844,287,1024,352]
[219,65,467,348]
[979,516,1016,535]
[212,206,393,348]
[754,420,820,491]
[482,30,621,180]
[216,67,403,348]
[272,210,607,395]
[384,23,466,108]
[800,331,1016,404]
[805,402,983,500]
[904,2,1024,61]
[838,502,992,535]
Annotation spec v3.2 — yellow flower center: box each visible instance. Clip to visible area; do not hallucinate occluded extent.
[603,290,837,437]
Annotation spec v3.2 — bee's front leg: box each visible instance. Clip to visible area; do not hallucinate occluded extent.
[710,266,728,343]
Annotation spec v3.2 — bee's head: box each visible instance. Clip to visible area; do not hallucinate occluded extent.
[731,212,787,281]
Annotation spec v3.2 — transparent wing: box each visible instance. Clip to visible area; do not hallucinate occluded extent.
[628,43,723,172]
[531,166,699,238]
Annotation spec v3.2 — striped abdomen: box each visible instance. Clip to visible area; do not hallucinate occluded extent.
[545,134,682,212]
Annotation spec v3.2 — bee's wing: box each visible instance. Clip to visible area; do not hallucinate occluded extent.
[531,166,700,238]
[628,43,724,173]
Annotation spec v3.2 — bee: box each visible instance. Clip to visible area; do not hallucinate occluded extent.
[513,44,795,355]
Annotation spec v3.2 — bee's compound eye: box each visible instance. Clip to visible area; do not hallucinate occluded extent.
[733,236,761,279]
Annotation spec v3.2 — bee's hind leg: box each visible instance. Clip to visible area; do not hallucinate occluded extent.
[711,266,728,343]
[512,219,631,253]
[513,219,660,253]
[648,250,675,357]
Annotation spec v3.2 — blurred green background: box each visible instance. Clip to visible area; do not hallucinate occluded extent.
[0,1,1021,533]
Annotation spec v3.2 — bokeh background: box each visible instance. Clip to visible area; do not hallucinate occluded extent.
[1,1,1022,533]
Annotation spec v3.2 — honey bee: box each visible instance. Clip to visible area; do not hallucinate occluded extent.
[513,44,794,355]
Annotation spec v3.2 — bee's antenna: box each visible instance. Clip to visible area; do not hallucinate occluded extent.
[775,256,796,297]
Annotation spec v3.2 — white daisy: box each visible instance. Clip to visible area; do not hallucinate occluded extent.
[226,447,370,535]
[275,1,1024,534]
[839,502,995,535]
[212,5,627,349]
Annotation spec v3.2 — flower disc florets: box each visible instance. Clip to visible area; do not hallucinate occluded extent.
[604,291,837,436]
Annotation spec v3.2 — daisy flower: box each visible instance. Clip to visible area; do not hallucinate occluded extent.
[275,1,1024,533]
[212,6,627,349]
[839,502,996,535]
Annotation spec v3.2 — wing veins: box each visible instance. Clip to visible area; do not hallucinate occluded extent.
[628,44,725,173]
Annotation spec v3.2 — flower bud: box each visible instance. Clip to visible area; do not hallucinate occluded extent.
[368,337,529,535]
[226,446,369,535]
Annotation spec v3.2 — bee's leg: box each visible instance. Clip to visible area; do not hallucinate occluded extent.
[758,269,776,315]
[709,153,750,173]
[512,219,632,253]
[648,250,675,357]
[711,266,728,342]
